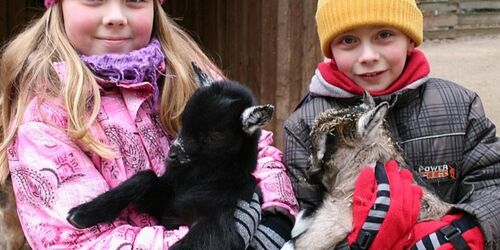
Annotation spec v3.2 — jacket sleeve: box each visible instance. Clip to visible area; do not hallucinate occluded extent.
[283,118,324,211]
[453,94,500,250]
[9,122,187,250]
[254,130,298,218]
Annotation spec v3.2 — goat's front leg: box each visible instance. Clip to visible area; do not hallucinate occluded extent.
[295,198,353,250]
[67,170,160,229]
[171,211,243,250]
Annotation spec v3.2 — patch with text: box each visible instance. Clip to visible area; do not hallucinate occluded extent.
[416,164,457,183]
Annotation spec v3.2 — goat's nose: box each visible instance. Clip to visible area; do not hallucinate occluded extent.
[168,150,178,161]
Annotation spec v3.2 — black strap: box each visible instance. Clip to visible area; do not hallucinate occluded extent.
[351,230,375,250]
[439,213,476,250]
[410,213,476,250]
[351,162,389,250]
[440,225,470,250]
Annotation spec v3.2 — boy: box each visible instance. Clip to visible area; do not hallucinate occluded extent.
[284,0,500,249]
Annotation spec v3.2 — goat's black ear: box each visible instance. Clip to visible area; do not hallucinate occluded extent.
[241,104,274,134]
[357,101,389,138]
[360,90,376,110]
[192,62,214,87]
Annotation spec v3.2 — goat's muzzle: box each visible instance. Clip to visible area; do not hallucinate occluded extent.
[168,140,191,165]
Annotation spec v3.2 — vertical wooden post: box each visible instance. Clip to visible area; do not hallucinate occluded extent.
[272,0,322,149]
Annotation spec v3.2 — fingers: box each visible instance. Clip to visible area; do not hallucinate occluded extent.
[380,160,400,189]
[384,160,399,173]
[403,183,422,228]
[399,168,414,181]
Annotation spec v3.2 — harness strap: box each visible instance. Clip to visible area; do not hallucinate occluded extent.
[410,213,476,250]
[351,162,390,250]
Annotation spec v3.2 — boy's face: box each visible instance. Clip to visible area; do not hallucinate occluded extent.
[330,26,415,92]
[62,0,154,56]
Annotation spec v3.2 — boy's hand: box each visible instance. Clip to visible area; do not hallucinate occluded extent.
[396,213,484,250]
[348,160,423,249]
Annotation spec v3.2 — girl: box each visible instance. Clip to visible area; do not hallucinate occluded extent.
[0,0,298,249]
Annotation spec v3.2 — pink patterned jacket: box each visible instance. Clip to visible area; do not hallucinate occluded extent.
[7,66,298,249]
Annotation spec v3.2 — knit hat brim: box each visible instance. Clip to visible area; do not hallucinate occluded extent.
[315,0,423,58]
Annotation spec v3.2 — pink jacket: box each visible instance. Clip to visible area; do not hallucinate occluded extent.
[7,67,298,249]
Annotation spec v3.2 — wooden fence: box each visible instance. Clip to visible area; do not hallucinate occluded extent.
[164,0,322,149]
[418,0,500,39]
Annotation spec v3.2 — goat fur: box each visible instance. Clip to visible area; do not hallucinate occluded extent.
[67,81,274,250]
[282,93,451,250]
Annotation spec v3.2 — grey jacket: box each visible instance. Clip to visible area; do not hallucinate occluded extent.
[284,77,500,249]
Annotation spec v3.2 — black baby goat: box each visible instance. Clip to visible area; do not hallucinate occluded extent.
[66,81,274,250]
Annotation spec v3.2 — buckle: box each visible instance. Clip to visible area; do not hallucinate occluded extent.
[356,231,373,249]
[443,226,462,241]
[440,225,471,250]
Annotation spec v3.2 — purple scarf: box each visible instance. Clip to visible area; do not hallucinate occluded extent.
[80,38,165,101]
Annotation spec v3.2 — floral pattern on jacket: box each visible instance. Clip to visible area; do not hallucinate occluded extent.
[8,69,298,249]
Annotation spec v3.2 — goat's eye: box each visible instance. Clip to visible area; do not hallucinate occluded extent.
[206,132,225,144]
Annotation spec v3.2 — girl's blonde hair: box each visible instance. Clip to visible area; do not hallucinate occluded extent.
[0,1,223,185]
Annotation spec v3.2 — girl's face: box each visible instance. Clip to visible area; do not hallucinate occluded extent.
[330,26,415,92]
[62,0,154,56]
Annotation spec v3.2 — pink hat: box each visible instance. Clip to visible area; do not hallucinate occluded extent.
[45,0,165,8]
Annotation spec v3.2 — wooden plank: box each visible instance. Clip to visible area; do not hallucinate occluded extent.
[419,2,458,15]
[223,1,239,79]
[260,0,279,135]
[424,26,500,40]
[418,0,453,3]
[238,0,250,90]
[275,0,294,147]
[0,0,7,43]
[423,14,459,30]
[245,0,262,95]
[215,0,227,67]
[301,0,321,102]
[6,1,27,38]
[272,0,322,148]
[459,1,500,11]
[458,12,500,26]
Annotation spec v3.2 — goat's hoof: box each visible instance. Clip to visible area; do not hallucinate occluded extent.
[66,210,87,229]
[66,206,98,229]
[66,211,86,229]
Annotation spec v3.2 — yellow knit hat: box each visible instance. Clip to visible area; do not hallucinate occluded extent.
[315,0,423,58]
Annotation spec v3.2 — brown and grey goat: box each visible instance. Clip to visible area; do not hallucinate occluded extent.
[282,93,451,250]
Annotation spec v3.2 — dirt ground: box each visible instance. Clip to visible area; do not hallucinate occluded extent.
[420,35,500,134]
